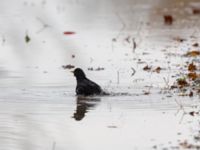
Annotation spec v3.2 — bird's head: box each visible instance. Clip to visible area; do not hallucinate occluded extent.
[72,68,86,80]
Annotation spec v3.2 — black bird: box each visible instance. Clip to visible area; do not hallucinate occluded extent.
[73,68,105,96]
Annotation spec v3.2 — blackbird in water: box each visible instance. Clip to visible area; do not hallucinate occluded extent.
[73,68,105,96]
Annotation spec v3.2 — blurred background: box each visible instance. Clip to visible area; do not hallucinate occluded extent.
[0,0,200,87]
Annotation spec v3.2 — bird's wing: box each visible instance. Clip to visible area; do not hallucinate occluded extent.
[86,79,102,92]
[76,79,102,95]
[76,86,86,95]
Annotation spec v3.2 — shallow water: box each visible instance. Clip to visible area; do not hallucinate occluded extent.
[1,0,200,149]
[0,85,199,150]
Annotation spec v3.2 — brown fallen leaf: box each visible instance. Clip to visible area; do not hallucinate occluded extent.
[88,67,105,71]
[132,38,136,52]
[179,93,189,96]
[189,91,193,97]
[143,65,151,71]
[112,38,117,42]
[63,31,76,35]
[177,78,188,87]
[188,72,199,80]
[107,125,118,128]
[180,140,200,149]
[194,136,200,141]
[188,62,197,72]
[189,111,195,116]
[193,43,199,47]
[189,111,199,116]
[173,37,186,42]
[25,34,31,43]
[125,36,131,43]
[185,51,200,57]
[170,85,178,89]
[143,91,150,95]
[164,15,173,25]
[153,67,162,73]
[62,64,75,69]
[96,67,105,71]
[152,145,157,149]
[193,8,200,14]
[197,89,200,94]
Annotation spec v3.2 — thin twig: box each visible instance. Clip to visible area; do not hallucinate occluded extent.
[131,67,136,76]
[36,17,50,33]
[117,71,120,84]
[163,77,170,90]
[2,35,5,46]
[52,141,56,150]
[179,112,187,124]
[174,99,187,124]
[132,38,136,52]
[115,12,126,40]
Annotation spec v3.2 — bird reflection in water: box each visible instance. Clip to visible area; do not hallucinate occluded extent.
[73,96,101,121]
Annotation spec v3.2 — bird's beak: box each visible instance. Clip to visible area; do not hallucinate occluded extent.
[70,70,74,73]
